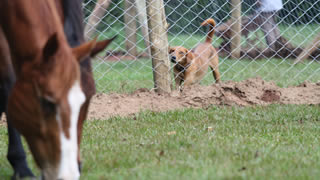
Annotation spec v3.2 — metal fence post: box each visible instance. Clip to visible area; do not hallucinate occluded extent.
[146,0,171,93]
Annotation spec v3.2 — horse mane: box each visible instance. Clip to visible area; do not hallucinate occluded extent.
[62,0,96,97]
[62,0,85,47]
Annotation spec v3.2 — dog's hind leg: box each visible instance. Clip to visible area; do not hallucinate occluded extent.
[209,58,220,83]
[210,67,220,83]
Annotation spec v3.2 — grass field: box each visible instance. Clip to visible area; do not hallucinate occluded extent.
[93,58,320,93]
[1,104,320,179]
[93,24,320,93]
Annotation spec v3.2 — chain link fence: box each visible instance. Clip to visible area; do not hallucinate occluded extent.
[83,0,320,93]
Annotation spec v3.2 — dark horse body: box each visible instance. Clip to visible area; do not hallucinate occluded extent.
[0,0,97,178]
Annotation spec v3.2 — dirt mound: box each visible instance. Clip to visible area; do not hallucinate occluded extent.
[88,77,320,119]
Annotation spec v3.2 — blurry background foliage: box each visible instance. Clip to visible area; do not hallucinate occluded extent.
[83,0,320,34]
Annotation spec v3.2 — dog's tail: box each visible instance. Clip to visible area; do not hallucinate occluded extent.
[201,18,216,43]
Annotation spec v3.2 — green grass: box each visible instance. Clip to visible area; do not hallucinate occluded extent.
[1,104,320,179]
[279,24,320,47]
[93,58,320,93]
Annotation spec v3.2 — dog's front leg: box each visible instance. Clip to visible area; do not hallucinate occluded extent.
[175,79,181,90]
[174,70,183,90]
[182,70,195,89]
[183,76,194,90]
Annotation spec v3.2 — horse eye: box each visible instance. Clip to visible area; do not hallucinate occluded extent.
[40,97,56,115]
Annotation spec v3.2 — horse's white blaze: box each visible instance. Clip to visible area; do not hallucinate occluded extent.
[57,81,85,180]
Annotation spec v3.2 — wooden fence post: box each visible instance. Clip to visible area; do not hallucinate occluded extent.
[230,0,242,59]
[124,0,138,57]
[146,0,171,93]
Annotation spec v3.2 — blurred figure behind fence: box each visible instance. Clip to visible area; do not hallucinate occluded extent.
[253,0,283,52]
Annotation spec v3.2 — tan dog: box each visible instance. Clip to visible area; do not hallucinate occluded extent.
[169,18,220,90]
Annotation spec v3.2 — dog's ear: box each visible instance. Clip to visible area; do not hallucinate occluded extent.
[169,47,175,54]
[186,51,194,63]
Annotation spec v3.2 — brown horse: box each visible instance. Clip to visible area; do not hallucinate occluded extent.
[0,0,113,178]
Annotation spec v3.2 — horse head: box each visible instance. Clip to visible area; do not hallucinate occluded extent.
[8,33,114,179]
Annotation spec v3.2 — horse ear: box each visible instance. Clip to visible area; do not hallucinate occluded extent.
[72,36,116,62]
[72,38,97,62]
[90,36,116,57]
[43,33,59,61]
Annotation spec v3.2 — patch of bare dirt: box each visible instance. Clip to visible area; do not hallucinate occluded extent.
[88,77,320,119]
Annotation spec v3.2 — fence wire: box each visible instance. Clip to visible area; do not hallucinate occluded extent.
[83,0,320,93]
